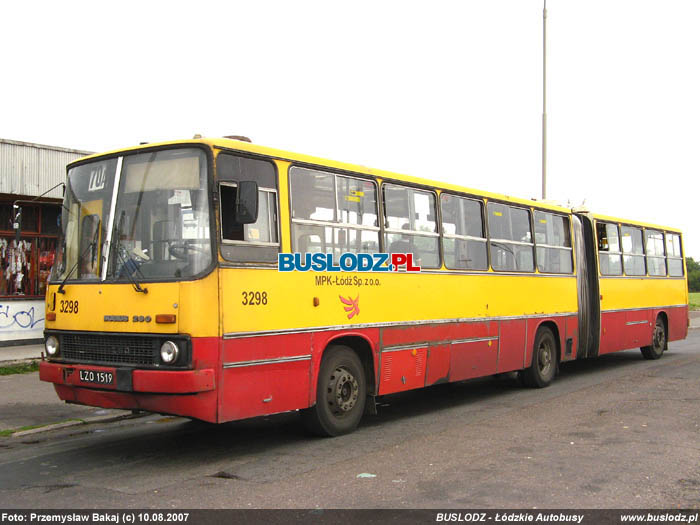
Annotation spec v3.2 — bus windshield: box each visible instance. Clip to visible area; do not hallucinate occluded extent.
[52,147,212,283]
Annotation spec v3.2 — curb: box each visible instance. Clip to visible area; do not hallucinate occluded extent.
[0,358,42,367]
[10,411,147,438]
[12,420,82,436]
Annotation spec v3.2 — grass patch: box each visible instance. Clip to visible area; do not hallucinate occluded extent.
[690,292,700,311]
[0,419,83,437]
[0,424,44,437]
[0,360,40,376]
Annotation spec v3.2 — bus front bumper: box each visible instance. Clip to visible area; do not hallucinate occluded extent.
[39,361,215,394]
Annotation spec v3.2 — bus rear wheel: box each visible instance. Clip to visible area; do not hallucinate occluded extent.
[641,316,666,360]
[302,345,366,437]
[521,327,557,388]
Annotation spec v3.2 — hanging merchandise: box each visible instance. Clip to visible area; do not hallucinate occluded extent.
[0,203,61,299]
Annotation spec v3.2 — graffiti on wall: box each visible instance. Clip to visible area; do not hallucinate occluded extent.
[0,303,44,331]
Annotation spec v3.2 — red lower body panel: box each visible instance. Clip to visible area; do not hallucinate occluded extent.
[498,319,527,373]
[426,344,450,385]
[599,306,687,355]
[666,305,689,342]
[449,339,497,382]
[155,317,581,422]
[379,346,428,394]
[220,359,311,421]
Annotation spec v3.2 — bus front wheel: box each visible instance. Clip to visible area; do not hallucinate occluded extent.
[302,345,367,437]
[521,327,557,388]
[641,316,666,360]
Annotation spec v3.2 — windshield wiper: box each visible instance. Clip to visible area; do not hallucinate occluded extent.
[57,221,101,294]
[112,211,148,294]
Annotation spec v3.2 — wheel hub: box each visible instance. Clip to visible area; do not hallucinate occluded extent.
[328,366,359,415]
[538,342,552,375]
[654,323,665,349]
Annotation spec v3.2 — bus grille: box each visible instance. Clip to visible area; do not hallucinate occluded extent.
[61,334,159,366]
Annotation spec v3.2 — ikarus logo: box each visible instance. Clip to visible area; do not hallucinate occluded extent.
[278,253,421,272]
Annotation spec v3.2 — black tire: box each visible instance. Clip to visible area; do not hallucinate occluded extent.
[521,327,557,388]
[302,345,366,437]
[641,316,666,360]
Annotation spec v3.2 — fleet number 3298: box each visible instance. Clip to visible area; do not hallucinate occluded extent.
[59,300,79,313]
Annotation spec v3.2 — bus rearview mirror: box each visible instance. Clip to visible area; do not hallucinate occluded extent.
[235,181,259,224]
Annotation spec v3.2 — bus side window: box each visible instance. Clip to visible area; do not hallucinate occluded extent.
[534,211,572,274]
[383,184,440,269]
[220,183,278,243]
[217,154,279,263]
[645,229,666,276]
[289,167,379,257]
[220,184,244,241]
[440,193,487,270]
[487,203,534,272]
[596,222,622,276]
[621,225,645,276]
[666,233,684,276]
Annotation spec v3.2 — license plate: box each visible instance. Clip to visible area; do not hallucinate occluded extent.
[79,369,114,385]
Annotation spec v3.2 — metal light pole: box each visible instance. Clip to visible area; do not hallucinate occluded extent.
[542,0,548,200]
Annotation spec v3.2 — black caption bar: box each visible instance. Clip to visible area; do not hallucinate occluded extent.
[1,510,698,525]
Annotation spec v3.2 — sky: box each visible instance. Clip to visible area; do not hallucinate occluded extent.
[2,1,698,258]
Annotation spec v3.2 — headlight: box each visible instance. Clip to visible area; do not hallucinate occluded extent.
[45,336,59,356]
[160,341,179,364]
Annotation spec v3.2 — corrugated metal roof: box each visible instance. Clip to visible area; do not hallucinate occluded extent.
[0,139,93,199]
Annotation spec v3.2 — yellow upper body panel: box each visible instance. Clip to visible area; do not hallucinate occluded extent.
[220,269,578,334]
[599,277,688,312]
[45,272,219,338]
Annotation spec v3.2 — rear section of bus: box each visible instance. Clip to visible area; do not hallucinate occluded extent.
[593,216,688,356]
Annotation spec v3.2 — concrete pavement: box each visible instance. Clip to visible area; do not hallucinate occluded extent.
[0,344,134,436]
[0,343,43,363]
[0,371,133,434]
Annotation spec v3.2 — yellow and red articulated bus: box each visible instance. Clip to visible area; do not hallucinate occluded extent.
[39,138,688,436]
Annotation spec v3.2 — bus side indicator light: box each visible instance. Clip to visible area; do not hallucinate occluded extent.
[46,312,56,321]
[156,314,176,324]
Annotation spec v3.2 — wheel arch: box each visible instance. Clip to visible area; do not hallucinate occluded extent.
[303,336,372,436]
[655,310,669,350]
[323,334,377,396]
[532,319,562,368]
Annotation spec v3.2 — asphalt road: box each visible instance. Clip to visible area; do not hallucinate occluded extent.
[1,332,699,509]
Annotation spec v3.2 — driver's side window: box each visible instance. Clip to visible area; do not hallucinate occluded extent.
[220,183,278,244]
[217,153,280,263]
